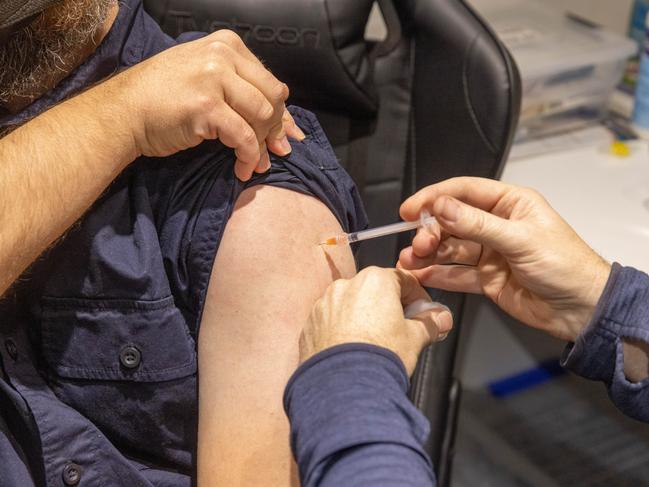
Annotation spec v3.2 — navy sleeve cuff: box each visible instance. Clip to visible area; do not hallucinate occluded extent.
[284,343,434,486]
[562,263,649,421]
[561,263,622,381]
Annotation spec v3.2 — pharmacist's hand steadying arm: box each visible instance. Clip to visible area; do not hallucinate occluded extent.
[398,177,611,342]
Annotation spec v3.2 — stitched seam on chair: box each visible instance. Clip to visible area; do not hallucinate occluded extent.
[402,36,416,196]
[462,35,497,155]
[461,0,520,174]
[413,347,431,408]
[322,0,377,108]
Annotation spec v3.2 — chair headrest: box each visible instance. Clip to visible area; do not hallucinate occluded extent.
[144,0,380,118]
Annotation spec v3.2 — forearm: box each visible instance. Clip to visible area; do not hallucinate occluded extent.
[284,344,435,486]
[0,76,138,295]
[563,263,649,421]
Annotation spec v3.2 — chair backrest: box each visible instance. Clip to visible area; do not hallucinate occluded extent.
[143,1,521,483]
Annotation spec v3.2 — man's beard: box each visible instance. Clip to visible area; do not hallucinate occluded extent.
[0,0,115,109]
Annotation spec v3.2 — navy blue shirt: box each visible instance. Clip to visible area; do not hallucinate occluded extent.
[0,1,365,486]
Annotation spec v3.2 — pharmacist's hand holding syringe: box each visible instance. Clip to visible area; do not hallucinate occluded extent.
[318,176,611,343]
[313,175,611,358]
[397,177,612,342]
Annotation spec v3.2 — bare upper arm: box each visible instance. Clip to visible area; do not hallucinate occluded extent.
[197,185,356,486]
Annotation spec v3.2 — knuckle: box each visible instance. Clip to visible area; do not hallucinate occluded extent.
[214,29,243,46]
[473,211,487,236]
[268,121,286,139]
[520,186,539,199]
[437,241,451,259]
[360,266,385,284]
[194,94,215,114]
[240,128,258,145]
[514,186,550,214]
[328,280,347,300]
[281,83,290,100]
[207,40,232,58]
[203,59,224,77]
[331,278,347,292]
[255,100,275,123]
[195,117,219,140]
[361,265,381,277]
[235,151,256,167]
[516,186,544,206]
[193,124,210,141]
[270,81,289,104]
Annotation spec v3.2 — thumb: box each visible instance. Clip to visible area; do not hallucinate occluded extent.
[433,196,521,255]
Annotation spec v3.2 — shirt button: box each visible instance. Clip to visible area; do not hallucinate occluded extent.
[62,462,82,485]
[4,338,17,360]
[119,345,141,369]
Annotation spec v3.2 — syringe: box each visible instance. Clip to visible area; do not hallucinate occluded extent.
[321,210,436,246]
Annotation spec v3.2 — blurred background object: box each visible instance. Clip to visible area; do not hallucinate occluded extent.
[471,0,636,141]
[544,0,636,35]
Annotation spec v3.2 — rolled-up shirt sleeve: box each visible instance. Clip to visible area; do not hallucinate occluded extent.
[283,343,436,486]
[562,263,649,421]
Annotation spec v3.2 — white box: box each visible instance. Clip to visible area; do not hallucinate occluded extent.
[470,0,637,138]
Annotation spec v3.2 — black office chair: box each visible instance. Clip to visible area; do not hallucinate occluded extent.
[143,1,521,484]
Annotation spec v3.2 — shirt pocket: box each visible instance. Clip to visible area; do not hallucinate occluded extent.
[40,296,196,381]
[40,296,197,467]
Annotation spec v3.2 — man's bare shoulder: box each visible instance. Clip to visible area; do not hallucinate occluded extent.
[197,184,356,486]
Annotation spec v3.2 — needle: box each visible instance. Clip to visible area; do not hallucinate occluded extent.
[321,211,436,246]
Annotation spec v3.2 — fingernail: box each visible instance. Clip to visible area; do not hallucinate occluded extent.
[437,332,449,342]
[279,136,292,155]
[261,151,271,172]
[404,300,450,319]
[296,126,306,141]
[439,197,460,222]
[436,311,453,334]
[404,299,434,319]
[234,162,251,182]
